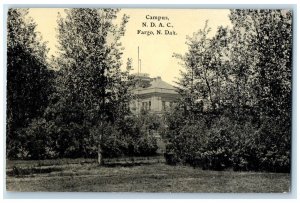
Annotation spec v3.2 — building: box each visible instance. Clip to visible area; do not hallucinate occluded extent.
[130,73,179,115]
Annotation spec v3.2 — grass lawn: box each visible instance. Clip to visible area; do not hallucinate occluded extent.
[6,159,290,192]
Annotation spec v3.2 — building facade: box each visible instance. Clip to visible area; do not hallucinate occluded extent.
[130,73,179,115]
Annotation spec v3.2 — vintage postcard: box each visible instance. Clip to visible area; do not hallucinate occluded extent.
[6,8,292,193]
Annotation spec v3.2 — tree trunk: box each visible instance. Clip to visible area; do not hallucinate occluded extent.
[204,70,215,112]
[98,83,105,166]
[97,143,103,165]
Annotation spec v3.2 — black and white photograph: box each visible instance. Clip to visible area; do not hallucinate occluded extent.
[5,6,293,193]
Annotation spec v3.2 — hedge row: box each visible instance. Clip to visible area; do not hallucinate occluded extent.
[165,115,290,173]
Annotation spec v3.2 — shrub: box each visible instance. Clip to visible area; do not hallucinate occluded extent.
[88,119,159,158]
[101,123,129,158]
[135,136,158,156]
[227,121,258,171]
[165,118,207,166]
[165,113,291,173]
[13,118,59,160]
[164,143,180,165]
[199,117,234,170]
[116,113,160,157]
[253,117,291,172]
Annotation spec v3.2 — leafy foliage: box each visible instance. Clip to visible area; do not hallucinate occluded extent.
[7,9,54,159]
[7,9,158,160]
[166,9,292,172]
[41,9,133,162]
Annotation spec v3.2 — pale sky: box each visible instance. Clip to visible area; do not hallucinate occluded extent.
[28,8,232,85]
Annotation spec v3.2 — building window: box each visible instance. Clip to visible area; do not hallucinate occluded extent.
[132,102,136,110]
[149,101,151,110]
[142,102,149,111]
[162,101,166,110]
[169,102,175,108]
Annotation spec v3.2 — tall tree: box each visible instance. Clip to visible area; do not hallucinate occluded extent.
[229,10,292,170]
[229,9,292,123]
[45,9,130,164]
[7,8,53,158]
[174,21,231,119]
[166,10,292,172]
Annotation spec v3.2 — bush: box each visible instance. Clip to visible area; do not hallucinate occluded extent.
[165,118,207,166]
[200,117,234,170]
[88,118,159,158]
[116,113,160,157]
[135,136,158,156]
[14,118,59,160]
[165,113,291,172]
[101,123,129,158]
[253,117,290,172]
[164,143,181,165]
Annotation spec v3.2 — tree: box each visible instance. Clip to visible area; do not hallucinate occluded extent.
[45,9,130,164]
[166,10,292,172]
[229,9,292,123]
[228,9,292,172]
[174,21,231,119]
[7,9,54,158]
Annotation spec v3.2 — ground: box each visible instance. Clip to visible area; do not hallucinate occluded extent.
[6,158,290,193]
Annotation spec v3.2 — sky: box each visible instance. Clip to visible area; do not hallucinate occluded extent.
[28,8,232,85]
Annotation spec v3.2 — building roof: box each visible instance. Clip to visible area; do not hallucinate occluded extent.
[149,77,176,90]
[132,75,178,97]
